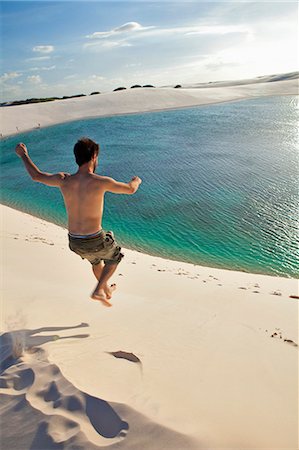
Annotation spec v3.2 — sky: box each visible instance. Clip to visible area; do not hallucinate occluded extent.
[1,1,298,102]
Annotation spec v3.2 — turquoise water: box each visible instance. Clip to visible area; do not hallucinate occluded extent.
[1,95,298,277]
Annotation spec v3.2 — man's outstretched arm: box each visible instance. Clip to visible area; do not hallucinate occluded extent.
[15,143,68,187]
[102,176,142,194]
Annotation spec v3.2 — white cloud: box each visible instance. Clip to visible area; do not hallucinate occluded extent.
[184,25,252,36]
[1,84,22,98]
[131,24,252,40]
[102,41,132,48]
[0,72,22,82]
[115,22,152,33]
[124,62,142,68]
[27,56,51,62]
[79,74,106,86]
[86,21,155,39]
[29,65,56,72]
[84,21,252,53]
[89,74,106,81]
[64,74,77,80]
[87,21,251,42]
[84,40,132,50]
[27,75,42,84]
[32,45,54,53]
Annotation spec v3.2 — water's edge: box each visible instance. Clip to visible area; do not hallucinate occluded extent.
[1,201,294,280]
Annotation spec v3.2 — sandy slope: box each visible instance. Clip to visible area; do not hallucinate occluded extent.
[1,75,298,137]
[1,205,298,449]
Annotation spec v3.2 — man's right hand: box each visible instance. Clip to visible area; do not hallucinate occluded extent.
[15,143,28,158]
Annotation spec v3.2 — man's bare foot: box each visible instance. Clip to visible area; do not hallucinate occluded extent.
[105,283,117,299]
[91,288,112,307]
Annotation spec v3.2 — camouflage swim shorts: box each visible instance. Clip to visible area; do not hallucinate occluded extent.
[68,230,124,266]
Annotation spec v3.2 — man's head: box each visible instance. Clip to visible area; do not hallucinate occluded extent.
[74,137,99,172]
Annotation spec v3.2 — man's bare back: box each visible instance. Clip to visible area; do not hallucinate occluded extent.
[60,171,140,235]
[15,138,142,306]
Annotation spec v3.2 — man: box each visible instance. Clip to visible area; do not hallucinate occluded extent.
[15,137,142,307]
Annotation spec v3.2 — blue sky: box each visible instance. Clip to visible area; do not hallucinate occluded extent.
[1,1,298,101]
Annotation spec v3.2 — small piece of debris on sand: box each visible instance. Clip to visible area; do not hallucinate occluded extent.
[107,351,141,364]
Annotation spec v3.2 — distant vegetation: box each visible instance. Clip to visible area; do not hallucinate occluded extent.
[1,97,59,106]
[114,84,155,90]
[62,94,85,99]
[174,84,182,88]
[1,93,86,107]
[1,84,159,106]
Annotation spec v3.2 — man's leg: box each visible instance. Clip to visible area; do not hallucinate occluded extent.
[91,263,118,306]
[92,261,104,280]
[92,261,116,299]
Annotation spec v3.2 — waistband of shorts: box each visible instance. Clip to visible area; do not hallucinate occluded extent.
[68,229,104,239]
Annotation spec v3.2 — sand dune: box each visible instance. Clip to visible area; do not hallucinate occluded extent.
[1,205,298,449]
[1,72,298,137]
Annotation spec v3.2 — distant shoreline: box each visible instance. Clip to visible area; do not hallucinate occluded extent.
[1,75,298,138]
[2,92,297,142]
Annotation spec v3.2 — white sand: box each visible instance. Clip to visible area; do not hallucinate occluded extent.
[1,75,298,449]
[1,206,298,449]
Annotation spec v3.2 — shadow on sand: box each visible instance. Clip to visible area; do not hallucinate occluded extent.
[0,323,130,448]
[0,323,89,373]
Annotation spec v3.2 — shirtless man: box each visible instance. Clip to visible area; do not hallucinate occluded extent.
[15,137,142,307]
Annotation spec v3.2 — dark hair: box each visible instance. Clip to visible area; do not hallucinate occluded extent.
[74,137,99,166]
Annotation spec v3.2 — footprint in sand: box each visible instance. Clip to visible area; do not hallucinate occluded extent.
[283,339,298,347]
[270,331,282,339]
[269,329,298,347]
